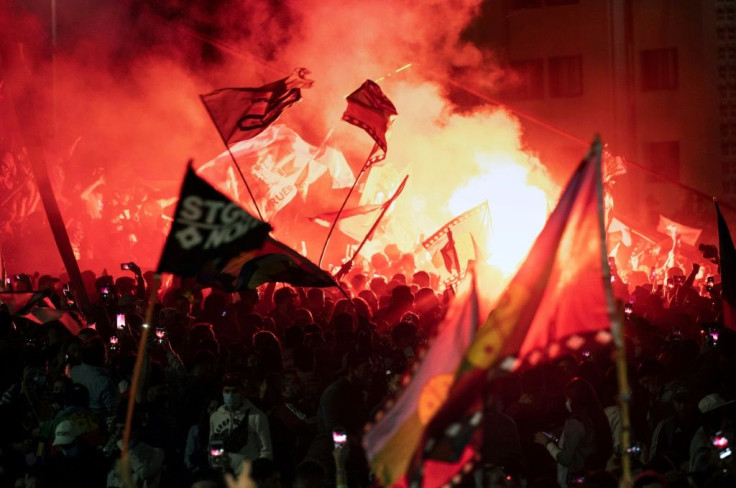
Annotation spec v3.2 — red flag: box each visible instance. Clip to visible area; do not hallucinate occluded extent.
[656,214,702,246]
[407,138,614,487]
[342,80,398,164]
[364,269,479,487]
[201,68,313,146]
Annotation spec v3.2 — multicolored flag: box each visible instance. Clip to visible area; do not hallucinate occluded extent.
[219,236,336,290]
[364,268,479,487]
[406,138,614,488]
[197,124,354,220]
[201,68,314,146]
[342,80,398,165]
[157,162,271,278]
[715,199,736,330]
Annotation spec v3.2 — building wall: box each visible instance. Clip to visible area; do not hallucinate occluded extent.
[475,0,726,226]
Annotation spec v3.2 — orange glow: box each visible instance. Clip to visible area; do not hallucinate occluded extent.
[449,153,550,277]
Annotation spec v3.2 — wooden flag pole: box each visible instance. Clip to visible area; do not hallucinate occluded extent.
[317,143,377,267]
[199,95,265,222]
[119,274,161,487]
[334,175,408,281]
[592,135,632,485]
[2,48,90,312]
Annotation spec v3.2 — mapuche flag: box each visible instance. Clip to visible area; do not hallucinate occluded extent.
[201,68,314,146]
[219,236,337,290]
[364,270,479,487]
[342,80,397,165]
[157,162,271,278]
[406,138,615,488]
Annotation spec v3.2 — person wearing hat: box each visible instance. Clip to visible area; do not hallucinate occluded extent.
[210,373,272,475]
[41,419,108,487]
[688,393,736,479]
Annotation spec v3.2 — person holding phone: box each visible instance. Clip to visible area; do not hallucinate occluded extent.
[209,373,272,475]
[534,377,613,488]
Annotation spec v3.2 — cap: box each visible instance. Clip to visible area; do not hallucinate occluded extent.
[698,393,735,414]
[53,419,82,446]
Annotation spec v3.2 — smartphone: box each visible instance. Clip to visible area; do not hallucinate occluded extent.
[208,439,226,468]
[121,262,132,271]
[672,326,682,340]
[155,327,166,344]
[712,431,732,459]
[109,335,119,352]
[332,428,347,449]
[581,348,591,359]
[706,276,715,292]
[624,302,633,317]
[116,313,126,330]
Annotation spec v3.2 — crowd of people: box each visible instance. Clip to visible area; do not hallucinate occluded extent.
[0,245,735,488]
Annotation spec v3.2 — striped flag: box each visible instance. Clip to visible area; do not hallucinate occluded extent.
[406,138,614,488]
[342,80,398,165]
[364,269,479,487]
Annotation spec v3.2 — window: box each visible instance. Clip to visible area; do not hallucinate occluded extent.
[642,141,680,182]
[502,59,545,100]
[549,56,583,97]
[640,48,678,91]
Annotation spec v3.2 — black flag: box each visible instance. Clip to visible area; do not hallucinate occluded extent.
[157,162,272,277]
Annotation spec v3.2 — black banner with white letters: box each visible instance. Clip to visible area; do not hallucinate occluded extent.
[157,162,271,277]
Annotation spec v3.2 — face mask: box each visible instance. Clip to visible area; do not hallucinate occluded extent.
[61,445,80,457]
[223,392,243,408]
[34,374,47,389]
[565,399,572,413]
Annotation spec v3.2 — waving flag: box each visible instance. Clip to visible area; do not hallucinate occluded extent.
[198,124,354,220]
[365,269,479,487]
[716,199,736,330]
[422,202,491,277]
[310,175,408,242]
[656,215,702,246]
[407,138,614,488]
[219,236,336,290]
[157,162,271,278]
[342,80,398,164]
[201,68,313,146]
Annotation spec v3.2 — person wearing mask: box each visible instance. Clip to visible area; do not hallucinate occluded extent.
[210,373,272,475]
[534,377,613,487]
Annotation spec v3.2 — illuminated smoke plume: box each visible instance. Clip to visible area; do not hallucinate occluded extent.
[1,0,558,293]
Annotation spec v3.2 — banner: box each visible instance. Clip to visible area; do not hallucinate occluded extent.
[157,163,271,278]
[198,124,354,220]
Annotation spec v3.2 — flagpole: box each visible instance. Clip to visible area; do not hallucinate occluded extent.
[317,144,377,267]
[593,136,633,485]
[199,95,265,222]
[334,175,409,281]
[120,274,161,485]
